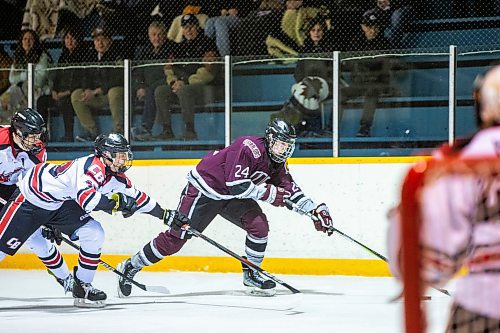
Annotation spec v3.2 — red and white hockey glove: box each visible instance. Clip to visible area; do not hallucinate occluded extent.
[261,184,291,207]
[311,203,333,236]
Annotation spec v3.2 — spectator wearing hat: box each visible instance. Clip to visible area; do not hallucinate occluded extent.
[153,14,222,140]
[70,27,123,141]
[363,0,413,48]
[167,1,210,44]
[341,10,394,137]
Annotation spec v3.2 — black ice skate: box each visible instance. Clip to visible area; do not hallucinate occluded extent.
[54,273,74,294]
[117,258,141,298]
[72,267,106,308]
[241,258,276,297]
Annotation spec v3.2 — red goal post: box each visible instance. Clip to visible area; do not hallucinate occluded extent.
[398,157,500,333]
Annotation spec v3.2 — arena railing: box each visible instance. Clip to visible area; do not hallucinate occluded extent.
[2,46,498,160]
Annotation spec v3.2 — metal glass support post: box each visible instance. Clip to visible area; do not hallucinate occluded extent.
[123,59,131,141]
[27,63,34,108]
[448,45,457,145]
[332,51,340,157]
[224,55,232,147]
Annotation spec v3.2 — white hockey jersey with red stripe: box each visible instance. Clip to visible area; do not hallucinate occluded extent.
[0,126,46,186]
[17,154,157,213]
[388,126,500,318]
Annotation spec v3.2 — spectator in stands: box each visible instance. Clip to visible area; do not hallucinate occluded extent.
[154,14,222,140]
[294,16,338,86]
[0,29,51,123]
[363,0,412,48]
[71,26,123,141]
[343,11,393,137]
[167,1,210,44]
[37,28,91,142]
[232,0,283,56]
[204,1,243,56]
[266,0,330,59]
[132,21,175,141]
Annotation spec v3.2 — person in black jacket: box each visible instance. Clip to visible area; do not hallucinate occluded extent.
[343,10,393,137]
[70,26,123,141]
[37,28,91,142]
[153,14,222,140]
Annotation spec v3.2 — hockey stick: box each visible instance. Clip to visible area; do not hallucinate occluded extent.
[183,226,301,294]
[59,235,170,294]
[284,199,451,297]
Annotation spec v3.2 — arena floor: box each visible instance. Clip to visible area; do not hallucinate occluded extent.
[0,270,453,333]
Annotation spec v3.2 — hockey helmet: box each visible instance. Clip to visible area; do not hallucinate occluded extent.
[10,107,47,154]
[477,65,500,127]
[265,119,296,163]
[94,133,133,174]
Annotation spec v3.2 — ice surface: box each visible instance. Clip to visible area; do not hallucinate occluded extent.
[0,270,452,333]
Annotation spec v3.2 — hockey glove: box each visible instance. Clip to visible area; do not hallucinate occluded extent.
[111,193,139,218]
[41,226,63,246]
[261,184,291,207]
[163,209,190,231]
[311,203,333,236]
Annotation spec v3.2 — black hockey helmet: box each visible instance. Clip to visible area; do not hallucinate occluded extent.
[94,133,133,174]
[265,119,296,163]
[10,107,47,154]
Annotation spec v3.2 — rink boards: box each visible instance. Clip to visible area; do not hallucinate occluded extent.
[0,156,425,277]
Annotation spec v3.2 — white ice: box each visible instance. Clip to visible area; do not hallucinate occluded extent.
[0,270,453,333]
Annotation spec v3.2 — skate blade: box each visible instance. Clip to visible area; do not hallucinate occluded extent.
[74,298,106,308]
[245,286,277,297]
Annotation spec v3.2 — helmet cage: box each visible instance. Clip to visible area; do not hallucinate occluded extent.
[267,133,295,163]
[11,108,47,154]
[265,120,296,163]
[94,134,133,174]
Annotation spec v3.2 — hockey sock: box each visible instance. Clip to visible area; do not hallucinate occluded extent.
[76,248,100,283]
[131,240,165,269]
[245,234,268,267]
[39,245,71,280]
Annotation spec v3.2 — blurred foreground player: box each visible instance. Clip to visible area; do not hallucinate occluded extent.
[388,66,500,332]
[118,119,333,297]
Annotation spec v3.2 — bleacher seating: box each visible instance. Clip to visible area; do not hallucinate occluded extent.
[1,23,497,158]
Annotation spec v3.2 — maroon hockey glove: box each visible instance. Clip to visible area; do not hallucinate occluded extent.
[311,204,333,236]
[163,210,190,231]
[261,184,291,207]
[41,226,63,245]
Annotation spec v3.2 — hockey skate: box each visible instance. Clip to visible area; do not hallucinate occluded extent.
[117,258,141,298]
[72,267,106,308]
[54,273,74,294]
[242,259,276,297]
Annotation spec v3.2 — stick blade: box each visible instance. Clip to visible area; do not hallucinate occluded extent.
[144,285,170,294]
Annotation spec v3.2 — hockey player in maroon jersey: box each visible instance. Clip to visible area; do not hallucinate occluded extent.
[117,119,333,297]
[0,133,187,307]
[0,108,76,293]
